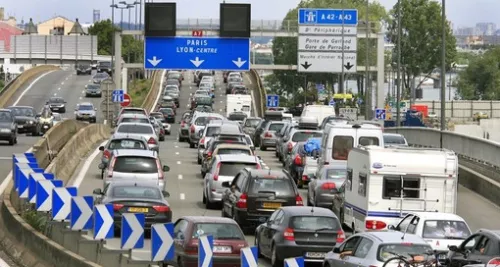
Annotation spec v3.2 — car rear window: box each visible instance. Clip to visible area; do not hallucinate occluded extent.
[117,125,153,134]
[384,135,407,145]
[108,139,146,150]
[206,126,221,137]
[113,156,158,173]
[292,131,323,142]
[195,117,221,126]
[160,109,174,115]
[111,186,162,199]
[228,113,247,121]
[122,109,145,115]
[290,216,340,231]
[422,220,471,239]
[249,178,294,196]
[192,223,244,240]
[269,123,285,132]
[244,119,260,128]
[217,149,251,155]
[326,169,347,179]
[378,244,432,262]
[219,162,257,176]
[121,118,149,124]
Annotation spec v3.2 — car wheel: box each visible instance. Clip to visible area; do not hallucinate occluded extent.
[159,136,165,141]
[205,197,214,209]
[197,156,202,165]
[14,137,17,144]
[260,146,266,151]
[189,142,195,148]
[202,191,207,204]
[275,150,279,157]
[271,244,280,267]
[177,135,182,142]
[8,137,14,146]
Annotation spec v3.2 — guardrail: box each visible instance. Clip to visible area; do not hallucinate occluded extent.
[141,70,160,111]
[250,69,265,117]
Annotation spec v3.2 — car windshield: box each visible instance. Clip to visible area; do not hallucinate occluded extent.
[219,162,257,176]
[99,62,111,67]
[249,178,294,196]
[168,74,180,79]
[384,135,407,145]
[0,111,13,122]
[8,107,34,117]
[325,168,347,180]
[165,86,178,91]
[87,84,100,89]
[206,126,221,137]
[290,216,340,231]
[95,73,108,79]
[378,244,431,262]
[111,186,162,199]
[217,149,251,155]
[121,118,149,124]
[113,156,158,173]
[159,109,174,115]
[244,119,260,128]
[117,125,153,134]
[196,106,213,112]
[192,223,244,240]
[49,97,64,103]
[422,220,471,239]
[195,117,221,126]
[78,105,94,111]
[108,139,147,150]
[195,90,209,96]
[268,123,285,132]
[167,80,178,85]
[292,131,323,142]
[200,83,211,88]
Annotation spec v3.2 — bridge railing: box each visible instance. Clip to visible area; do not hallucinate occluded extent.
[384,127,500,169]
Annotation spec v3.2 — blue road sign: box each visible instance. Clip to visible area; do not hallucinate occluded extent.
[121,213,145,249]
[13,154,37,178]
[93,204,114,240]
[266,95,279,108]
[112,90,124,103]
[285,257,305,267]
[298,8,358,25]
[29,173,54,203]
[16,163,42,198]
[199,235,213,267]
[329,99,336,106]
[52,187,77,220]
[144,37,250,71]
[14,161,38,192]
[36,179,63,212]
[375,108,386,120]
[151,223,175,262]
[71,196,93,230]
[241,246,258,267]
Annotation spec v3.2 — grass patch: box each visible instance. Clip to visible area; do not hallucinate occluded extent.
[128,79,152,107]
[23,210,48,233]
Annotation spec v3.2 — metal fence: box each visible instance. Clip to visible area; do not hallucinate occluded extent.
[1,35,98,56]
[416,100,500,119]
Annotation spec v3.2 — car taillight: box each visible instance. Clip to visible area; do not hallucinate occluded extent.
[190,124,195,133]
[287,142,293,152]
[160,128,165,134]
[157,160,164,180]
[336,230,346,243]
[294,155,302,166]
[213,162,221,181]
[200,137,205,144]
[284,228,295,241]
[264,132,272,138]
[153,205,170,212]
[103,150,111,159]
[207,151,212,158]
[302,174,308,181]
[148,137,157,145]
[321,182,336,190]
[113,203,124,211]
[236,193,247,209]
[365,220,387,230]
[295,195,304,206]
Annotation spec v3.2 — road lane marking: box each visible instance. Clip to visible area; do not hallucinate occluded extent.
[178,174,183,180]
[175,152,179,155]
[12,71,56,106]
[58,87,61,91]
[175,145,179,148]
[61,81,64,85]
[70,140,108,187]
[79,97,82,100]
[176,161,181,165]
[180,193,185,200]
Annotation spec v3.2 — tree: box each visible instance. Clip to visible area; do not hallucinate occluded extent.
[272,0,388,99]
[386,0,457,96]
[456,47,500,100]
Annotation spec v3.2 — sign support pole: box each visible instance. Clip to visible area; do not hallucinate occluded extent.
[114,31,122,91]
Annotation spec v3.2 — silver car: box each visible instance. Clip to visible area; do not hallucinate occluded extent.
[323,231,433,267]
[307,164,346,208]
[149,117,165,141]
[98,134,150,177]
[85,84,102,97]
[92,72,110,84]
[100,149,170,190]
[203,154,260,209]
[74,102,97,123]
[188,112,223,148]
[259,121,286,151]
[114,122,159,151]
[197,121,224,164]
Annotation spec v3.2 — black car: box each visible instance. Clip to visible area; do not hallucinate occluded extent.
[447,229,500,267]
[255,207,345,266]
[76,64,92,75]
[0,109,17,145]
[6,106,37,135]
[221,169,303,233]
[46,97,67,113]
[97,61,112,76]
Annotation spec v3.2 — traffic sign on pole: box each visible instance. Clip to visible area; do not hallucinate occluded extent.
[266,95,279,108]
[284,257,305,267]
[52,187,78,220]
[112,89,124,103]
[151,223,175,262]
[375,108,386,120]
[36,179,63,212]
[339,107,358,120]
[29,173,54,204]
[120,93,131,107]
[241,246,258,267]
[199,235,213,267]
[71,196,94,230]
[93,204,114,240]
[121,213,145,249]
[144,37,250,71]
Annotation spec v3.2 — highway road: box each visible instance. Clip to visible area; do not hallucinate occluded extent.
[68,71,500,266]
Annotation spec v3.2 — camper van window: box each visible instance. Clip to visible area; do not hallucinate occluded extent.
[359,137,380,146]
[382,176,420,199]
[332,136,354,160]
[347,169,353,191]
[358,174,367,197]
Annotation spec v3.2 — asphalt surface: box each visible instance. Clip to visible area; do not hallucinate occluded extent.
[69,71,500,266]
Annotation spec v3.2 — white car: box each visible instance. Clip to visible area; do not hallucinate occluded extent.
[389,212,472,254]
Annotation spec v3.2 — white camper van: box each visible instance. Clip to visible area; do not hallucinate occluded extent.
[342,146,458,233]
[301,105,335,126]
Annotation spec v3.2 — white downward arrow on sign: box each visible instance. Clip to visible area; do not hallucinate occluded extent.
[94,204,113,239]
[147,56,162,67]
[200,236,213,267]
[152,224,173,261]
[190,57,205,67]
[123,214,143,249]
[232,57,247,68]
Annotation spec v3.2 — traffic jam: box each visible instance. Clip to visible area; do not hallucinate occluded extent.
[97,70,499,267]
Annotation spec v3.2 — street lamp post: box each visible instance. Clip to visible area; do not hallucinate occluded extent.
[396,0,402,127]
[440,0,447,147]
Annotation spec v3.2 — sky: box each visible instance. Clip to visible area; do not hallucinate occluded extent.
[2,0,499,28]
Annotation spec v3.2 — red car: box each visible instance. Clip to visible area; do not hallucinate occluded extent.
[170,216,248,267]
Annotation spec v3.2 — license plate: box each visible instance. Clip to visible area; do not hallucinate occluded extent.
[43,125,49,129]
[306,252,326,258]
[128,207,148,212]
[213,246,231,253]
[83,115,89,118]
[18,125,23,128]
[52,107,59,110]
[262,202,281,209]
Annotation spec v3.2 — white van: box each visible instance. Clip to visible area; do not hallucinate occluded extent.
[343,146,458,233]
[318,123,384,167]
[300,105,335,126]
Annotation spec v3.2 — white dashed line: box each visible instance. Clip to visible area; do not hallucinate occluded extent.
[220,100,223,103]
[57,87,61,91]
[178,174,183,180]
[190,86,192,90]
[79,97,82,100]
[186,104,189,108]
[180,193,185,200]
[175,145,179,148]
[65,77,69,80]
[176,161,181,165]
[264,167,270,169]
[53,93,57,96]
[88,80,92,82]
[219,109,222,112]
[61,81,64,85]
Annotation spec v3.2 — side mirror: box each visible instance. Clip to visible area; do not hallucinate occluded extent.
[257,155,261,160]
[448,245,458,252]
[162,191,170,197]
[92,188,103,195]
[163,165,170,172]
[266,220,272,226]
[333,247,341,253]
[98,146,105,151]
[221,181,231,188]
[387,225,396,230]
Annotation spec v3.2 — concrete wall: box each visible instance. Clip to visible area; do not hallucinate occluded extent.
[3,35,98,56]
[417,100,500,119]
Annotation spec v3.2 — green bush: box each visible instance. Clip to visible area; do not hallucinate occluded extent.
[23,210,48,233]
